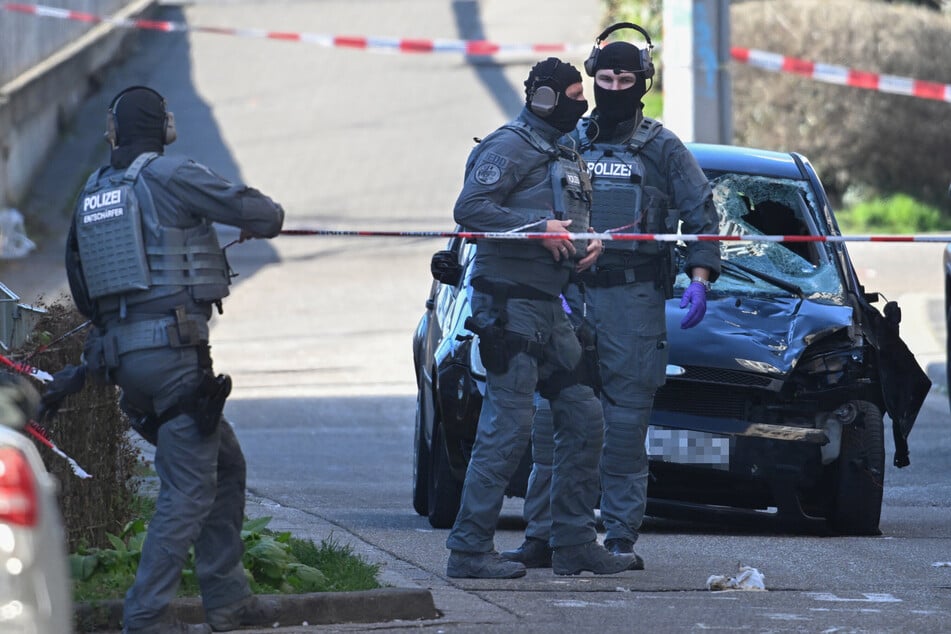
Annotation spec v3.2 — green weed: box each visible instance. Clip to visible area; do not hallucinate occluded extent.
[72,515,381,601]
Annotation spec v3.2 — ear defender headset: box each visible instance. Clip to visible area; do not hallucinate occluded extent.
[528,82,559,117]
[527,60,563,118]
[583,22,655,79]
[105,85,177,148]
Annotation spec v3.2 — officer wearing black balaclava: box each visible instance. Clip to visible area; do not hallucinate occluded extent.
[106,86,174,169]
[65,86,284,634]
[589,41,647,132]
[502,26,721,573]
[446,58,637,580]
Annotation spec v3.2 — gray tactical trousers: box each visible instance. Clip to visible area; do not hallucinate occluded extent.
[114,344,251,630]
[446,291,604,553]
[523,280,667,545]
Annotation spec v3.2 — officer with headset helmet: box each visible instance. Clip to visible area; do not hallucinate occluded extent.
[65,86,284,633]
[446,58,637,579]
[502,24,721,571]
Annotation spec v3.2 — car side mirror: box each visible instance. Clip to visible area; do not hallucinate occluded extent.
[431,250,463,286]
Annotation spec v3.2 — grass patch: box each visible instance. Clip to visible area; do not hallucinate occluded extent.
[836,194,951,234]
[72,512,382,601]
[290,534,381,592]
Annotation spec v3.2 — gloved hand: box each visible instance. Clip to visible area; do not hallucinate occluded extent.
[37,363,87,422]
[560,294,572,315]
[679,281,708,329]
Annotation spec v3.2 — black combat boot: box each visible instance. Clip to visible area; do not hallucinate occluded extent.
[500,537,553,568]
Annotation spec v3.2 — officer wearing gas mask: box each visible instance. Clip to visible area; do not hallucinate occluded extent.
[65,86,284,634]
[446,58,637,579]
[502,25,721,571]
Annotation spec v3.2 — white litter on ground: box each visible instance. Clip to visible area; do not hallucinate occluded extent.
[931,562,951,567]
[706,564,767,591]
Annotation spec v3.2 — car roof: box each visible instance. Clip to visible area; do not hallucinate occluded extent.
[687,143,807,181]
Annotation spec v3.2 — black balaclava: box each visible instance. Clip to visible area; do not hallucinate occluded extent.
[109,87,167,169]
[523,57,588,133]
[592,41,648,129]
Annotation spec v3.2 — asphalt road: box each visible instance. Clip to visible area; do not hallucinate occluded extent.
[4,1,951,632]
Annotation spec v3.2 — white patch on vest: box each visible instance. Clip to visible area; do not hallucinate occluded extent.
[474,163,502,185]
[586,161,632,178]
[82,208,124,223]
[83,188,123,211]
[565,172,580,186]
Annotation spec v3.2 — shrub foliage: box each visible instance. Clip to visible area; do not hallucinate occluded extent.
[731,0,951,208]
[12,297,140,552]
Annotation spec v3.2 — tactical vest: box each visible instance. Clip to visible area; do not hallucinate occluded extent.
[501,120,592,258]
[75,153,231,317]
[582,117,667,254]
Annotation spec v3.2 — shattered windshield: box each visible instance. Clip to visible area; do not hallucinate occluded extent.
[675,174,845,300]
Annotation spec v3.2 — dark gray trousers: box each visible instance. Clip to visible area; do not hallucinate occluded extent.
[115,345,250,630]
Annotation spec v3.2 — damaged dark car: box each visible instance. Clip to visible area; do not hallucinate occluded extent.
[412,143,931,535]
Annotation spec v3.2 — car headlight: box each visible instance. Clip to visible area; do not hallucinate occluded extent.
[797,348,863,387]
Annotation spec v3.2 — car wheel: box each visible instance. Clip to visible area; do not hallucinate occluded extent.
[412,390,430,517]
[427,418,462,529]
[828,400,885,536]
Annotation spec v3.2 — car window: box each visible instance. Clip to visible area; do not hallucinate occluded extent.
[676,174,845,300]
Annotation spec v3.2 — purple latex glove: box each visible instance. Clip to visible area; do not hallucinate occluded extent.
[679,281,707,329]
[560,294,572,315]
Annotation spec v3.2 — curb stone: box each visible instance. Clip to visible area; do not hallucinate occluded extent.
[74,588,440,632]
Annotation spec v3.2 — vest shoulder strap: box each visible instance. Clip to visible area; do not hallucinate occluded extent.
[82,167,105,190]
[627,117,663,155]
[501,121,558,158]
[122,152,160,183]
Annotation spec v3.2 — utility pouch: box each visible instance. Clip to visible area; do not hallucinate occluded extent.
[575,319,602,394]
[658,245,674,300]
[82,333,106,376]
[82,330,119,383]
[167,305,202,348]
[194,372,232,437]
[465,316,513,374]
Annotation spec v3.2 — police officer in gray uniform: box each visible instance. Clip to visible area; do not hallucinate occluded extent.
[445,58,637,579]
[65,86,284,634]
[502,26,721,570]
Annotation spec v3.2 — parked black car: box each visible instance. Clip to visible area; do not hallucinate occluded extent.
[412,143,931,535]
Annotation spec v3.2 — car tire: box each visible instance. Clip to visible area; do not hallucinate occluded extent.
[828,400,885,536]
[412,390,430,517]
[427,419,462,529]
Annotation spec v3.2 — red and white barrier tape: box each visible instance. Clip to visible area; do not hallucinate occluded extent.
[26,421,92,479]
[731,46,951,104]
[0,351,91,479]
[6,3,949,100]
[280,228,951,244]
[0,2,582,56]
[0,353,54,383]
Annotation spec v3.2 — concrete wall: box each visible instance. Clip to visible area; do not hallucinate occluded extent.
[0,0,156,208]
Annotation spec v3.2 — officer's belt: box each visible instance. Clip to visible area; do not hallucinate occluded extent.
[471,277,558,301]
[105,315,209,356]
[576,262,659,288]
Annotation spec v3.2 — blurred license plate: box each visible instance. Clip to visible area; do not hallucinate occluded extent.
[647,427,730,469]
